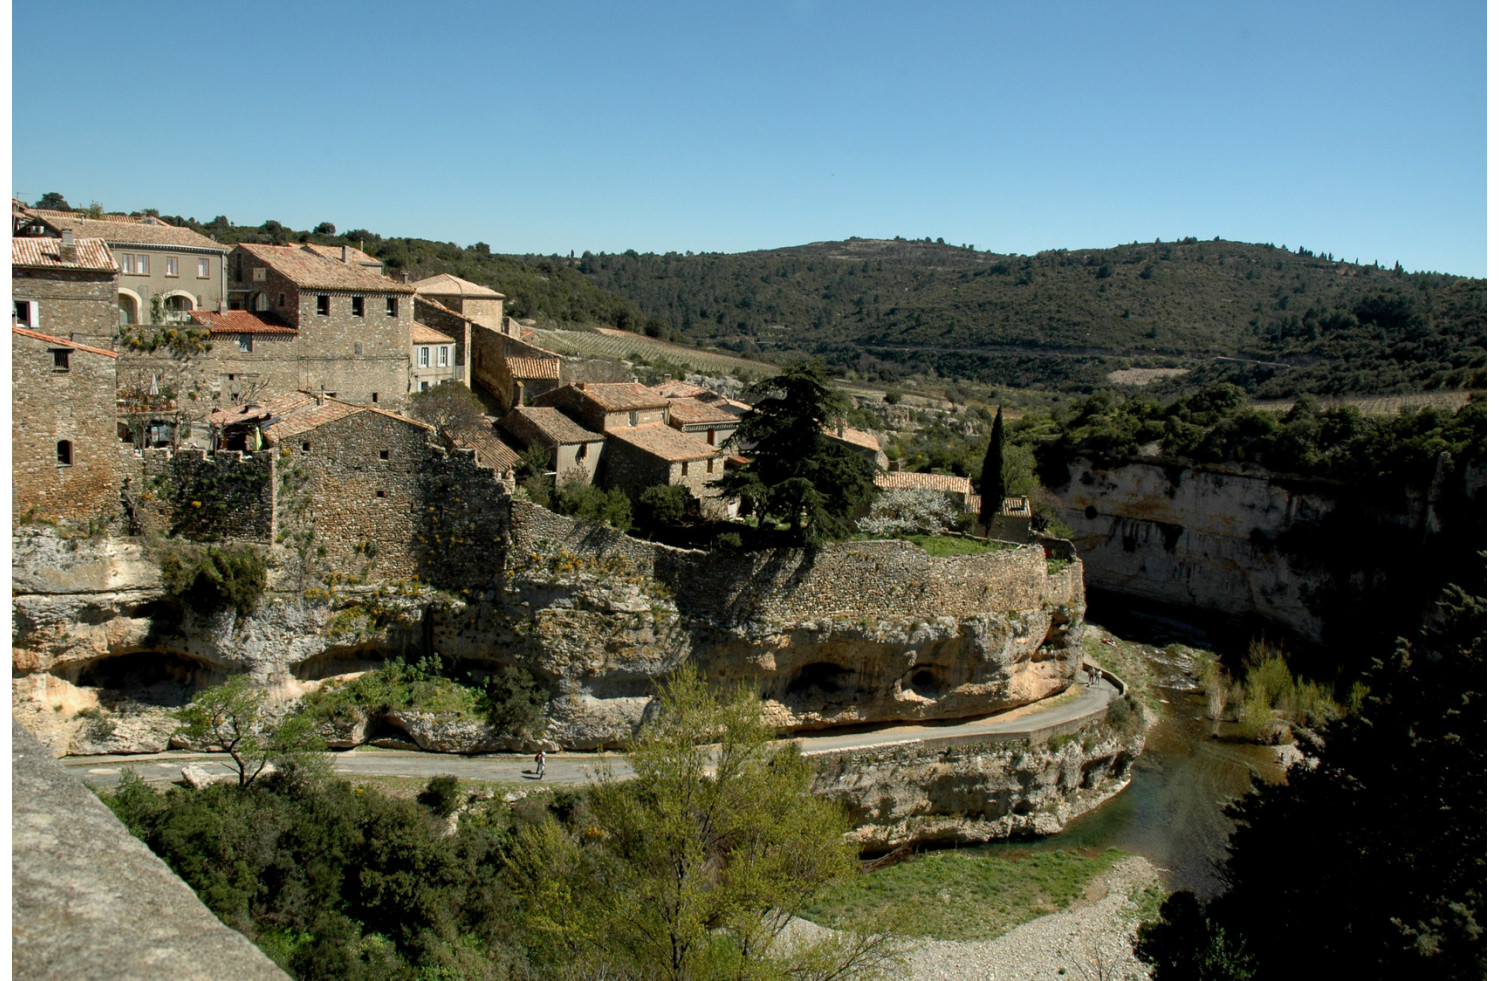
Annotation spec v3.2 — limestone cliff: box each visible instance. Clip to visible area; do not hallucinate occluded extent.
[811,712,1144,848]
[1046,453,1485,645]
[12,505,1086,756]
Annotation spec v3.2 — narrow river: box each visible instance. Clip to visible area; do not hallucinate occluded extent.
[979,603,1285,897]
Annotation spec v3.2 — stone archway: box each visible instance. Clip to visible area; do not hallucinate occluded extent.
[117,289,142,325]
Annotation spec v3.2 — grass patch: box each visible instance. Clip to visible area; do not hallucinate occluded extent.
[804,847,1131,941]
[906,534,1003,557]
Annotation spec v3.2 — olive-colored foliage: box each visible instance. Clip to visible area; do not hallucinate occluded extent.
[716,360,879,545]
[105,769,525,980]
[1135,585,1486,979]
[158,543,268,617]
[176,676,329,788]
[509,671,894,980]
[298,657,549,739]
[635,483,695,530]
[406,380,487,432]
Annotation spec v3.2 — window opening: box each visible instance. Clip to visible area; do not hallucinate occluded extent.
[56,440,73,465]
[352,296,365,317]
[419,347,430,367]
[165,256,178,277]
[52,349,70,370]
[238,336,253,353]
[379,450,389,460]
[316,295,330,316]
[386,297,398,316]
[438,346,449,367]
[197,258,210,278]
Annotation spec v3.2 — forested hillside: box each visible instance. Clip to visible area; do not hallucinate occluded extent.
[574,237,1486,397]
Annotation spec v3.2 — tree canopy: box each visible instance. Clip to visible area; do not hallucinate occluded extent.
[1135,583,1487,979]
[715,360,878,545]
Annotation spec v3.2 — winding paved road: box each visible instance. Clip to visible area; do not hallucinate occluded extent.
[63,671,1119,791]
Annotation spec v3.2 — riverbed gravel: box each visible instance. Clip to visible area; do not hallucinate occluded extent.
[889,855,1162,981]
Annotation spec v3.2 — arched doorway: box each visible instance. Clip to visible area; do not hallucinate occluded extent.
[117,290,141,325]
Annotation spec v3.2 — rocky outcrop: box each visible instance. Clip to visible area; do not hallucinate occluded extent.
[1046,454,1485,644]
[811,713,1144,848]
[13,507,1086,756]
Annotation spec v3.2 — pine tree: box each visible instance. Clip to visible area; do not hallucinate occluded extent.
[977,406,1007,529]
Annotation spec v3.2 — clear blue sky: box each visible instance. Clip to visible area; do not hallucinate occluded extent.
[11,1,1487,277]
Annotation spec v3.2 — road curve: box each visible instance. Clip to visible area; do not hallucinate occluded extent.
[63,673,1120,791]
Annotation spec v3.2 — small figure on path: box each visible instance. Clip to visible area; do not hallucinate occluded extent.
[535,749,546,779]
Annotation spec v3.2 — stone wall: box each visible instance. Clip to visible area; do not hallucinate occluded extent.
[133,447,274,541]
[12,266,119,347]
[12,332,121,527]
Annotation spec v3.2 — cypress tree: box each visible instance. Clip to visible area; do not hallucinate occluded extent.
[978,406,1006,528]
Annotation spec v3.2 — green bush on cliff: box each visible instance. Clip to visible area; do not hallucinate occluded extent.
[297,657,549,738]
[157,542,267,617]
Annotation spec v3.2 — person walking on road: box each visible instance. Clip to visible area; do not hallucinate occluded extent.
[534,749,546,779]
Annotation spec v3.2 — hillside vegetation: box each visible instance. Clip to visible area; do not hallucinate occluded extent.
[573,237,1485,397]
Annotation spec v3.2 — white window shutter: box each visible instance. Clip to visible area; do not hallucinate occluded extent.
[29,301,40,329]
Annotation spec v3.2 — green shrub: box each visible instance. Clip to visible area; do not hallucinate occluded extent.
[158,543,267,617]
[417,775,463,818]
[551,480,633,532]
[480,665,549,737]
[635,484,693,529]
[713,531,744,551]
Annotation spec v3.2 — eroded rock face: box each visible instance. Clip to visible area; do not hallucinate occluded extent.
[13,524,1086,757]
[810,715,1145,848]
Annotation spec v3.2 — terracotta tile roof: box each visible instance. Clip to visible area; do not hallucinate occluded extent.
[300,243,382,267]
[610,423,722,463]
[505,357,560,380]
[208,391,317,427]
[11,236,115,271]
[415,295,483,328]
[446,422,521,472]
[504,406,605,447]
[668,399,740,427]
[653,379,713,399]
[825,425,883,453]
[534,382,668,413]
[28,211,226,252]
[412,273,505,299]
[236,243,415,293]
[875,471,975,496]
[262,398,432,444]
[188,310,298,335]
[412,324,454,344]
[11,326,118,358]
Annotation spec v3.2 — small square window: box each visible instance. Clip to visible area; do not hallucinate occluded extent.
[352,297,365,317]
[372,392,379,403]
[251,266,265,282]
[238,335,253,353]
[379,450,390,460]
[56,440,73,465]
[316,295,330,316]
[14,300,33,326]
[302,442,311,452]
[375,490,386,498]
[165,256,178,277]
[354,341,363,355]
[197,258,210,278]
[386,297,398,317]
[420,381,429,392]
[52,349,70,371]
[707,458,715,473]
[680,462,688,476]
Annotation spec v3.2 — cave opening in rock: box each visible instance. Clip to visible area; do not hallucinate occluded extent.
[905,664,947,700]
[73,651,223,708]
[294,650,392,682]
[784,662,855,710]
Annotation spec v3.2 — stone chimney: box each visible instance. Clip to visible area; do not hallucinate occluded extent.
[341,245,350,264]
[59,229,76,264]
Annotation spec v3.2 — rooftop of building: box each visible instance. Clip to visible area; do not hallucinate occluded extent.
[300,243,382,267]
[445,421,522,472]
[11,236,116,271]
[262,397,432,444]
[504,406,605,446]
[505,356,561,380]
[236,242,415,294]
[667,399,741,427]
[187,310,298,335]
[533,381,669,413]
[24,210,227,252]
[412,324,455,344]
[12,326,118,359]
[412,273,505,299]
[609,423,722,463]
[875,471,975,496]
[653,379,714,399]
[207,391,318,428]
[825,425,883,453]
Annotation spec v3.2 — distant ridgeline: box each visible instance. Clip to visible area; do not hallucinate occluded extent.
[141,212,1484,397]
[570,238,1485,398]
[1035,385,1486,656]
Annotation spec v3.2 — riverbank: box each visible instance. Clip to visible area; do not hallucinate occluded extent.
[893,855,1161,980]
